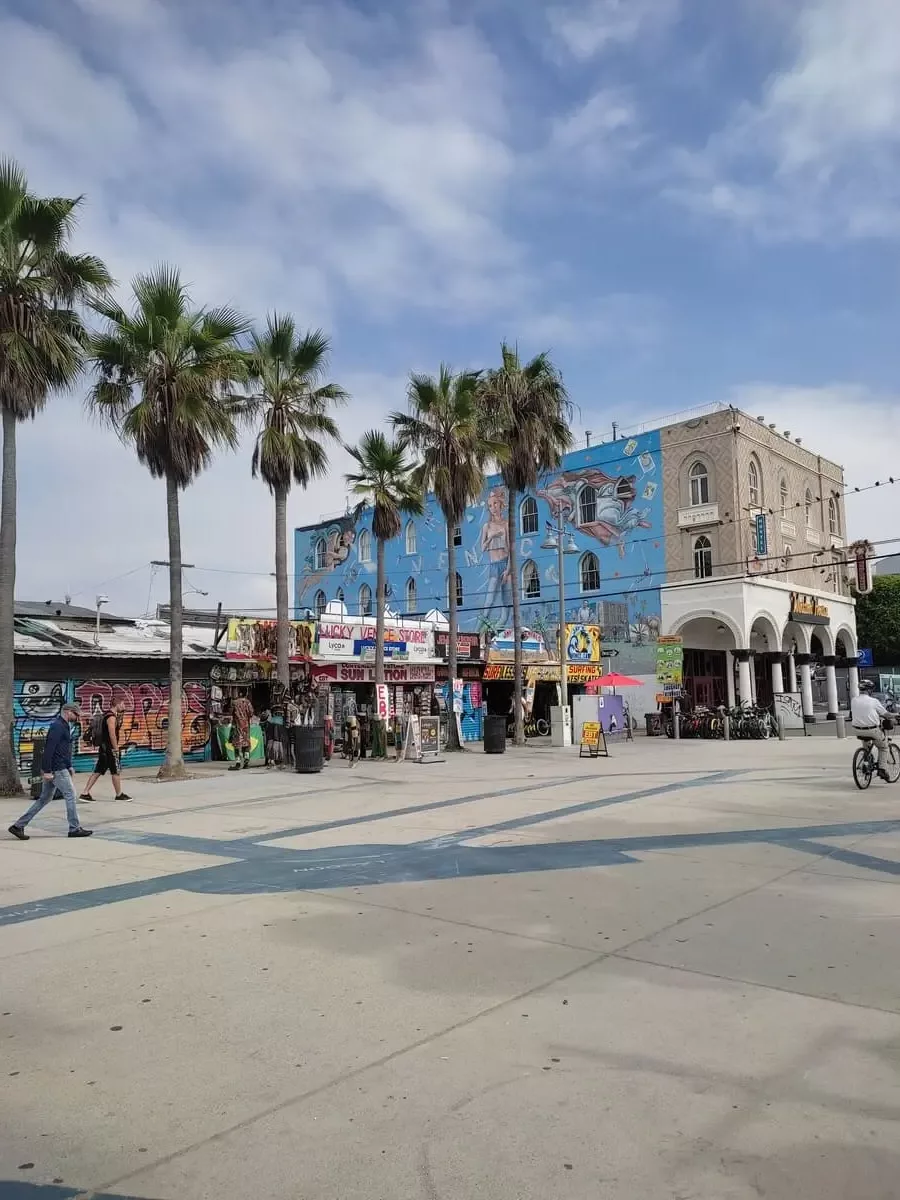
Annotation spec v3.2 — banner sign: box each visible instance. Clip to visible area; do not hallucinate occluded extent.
[565,623,601,662]
[355,639,408,661]
[486,627,549,663]
[755,513,768,557]
[312,663,435,684]
[226,619,314,661]
[656,635,683,689]
[435,631,481,661]
[317,621,431,660]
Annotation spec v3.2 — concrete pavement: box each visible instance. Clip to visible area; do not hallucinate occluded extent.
[2,737,899,1199]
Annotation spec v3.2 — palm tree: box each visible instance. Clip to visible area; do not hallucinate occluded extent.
[89,266,248,779]
[245,315,346,688]
[392,365,506,748]
[345,431,423,751]
[481,345,572,746]
[0,160,111,795]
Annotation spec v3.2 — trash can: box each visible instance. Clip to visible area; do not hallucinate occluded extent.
[645,712,662,737]
[483,714,507,754]
[294,725,325,774]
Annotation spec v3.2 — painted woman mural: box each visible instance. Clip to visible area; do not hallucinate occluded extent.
[480,487,512,627]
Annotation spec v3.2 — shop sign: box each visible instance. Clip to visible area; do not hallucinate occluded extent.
[484,663,515,681]
[788,593,829,625]
[355,639,408,661]
[312,662,435,684]
[435,631,481,661]
[375,685,390,721]
[317,621,431,660]
[850,540,874,595]
[566,663,604,683]
[755,513,768,557]
[225,618,314,661]
[656,635,683,688]
[436,663,483,681]
[565,623,601,663]
[486,627,549,663]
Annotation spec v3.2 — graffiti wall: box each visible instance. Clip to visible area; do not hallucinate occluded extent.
[296,431,665,675]
[13,678,210,771]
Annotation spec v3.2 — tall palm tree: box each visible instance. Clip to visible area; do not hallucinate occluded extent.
[392,365,506,748]
[481,344,572,746]
[245,315,346,688]
[89,266,248,779]
[345,430,423,738]
[0,159,111,795]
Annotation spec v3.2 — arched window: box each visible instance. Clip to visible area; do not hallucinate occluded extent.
[580,552,600,592]
[454,572,464,607]
[520,496,538,535]
[405,521,417,555]
[693,536,713,579]
[828,496,839,536]
[358,529,372,564]
[805,488,814,525]
[578,485,597,526]
[405,577,417,613]
[359,583,372,616]
[748,458,761,508]
[780,478,789,514]
[522,559,541,599]
[314,590,327,617]
[689,461,710,506]
[314,538,327,570]
[335,586,344,605]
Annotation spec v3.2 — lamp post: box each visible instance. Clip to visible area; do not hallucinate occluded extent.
[94,594,108,647]
[541,514,579,714]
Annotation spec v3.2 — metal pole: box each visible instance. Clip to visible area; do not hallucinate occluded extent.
[557,513,568,713]
[94,601,101,647]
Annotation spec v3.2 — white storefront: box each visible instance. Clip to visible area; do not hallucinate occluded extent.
[661,576,858,720]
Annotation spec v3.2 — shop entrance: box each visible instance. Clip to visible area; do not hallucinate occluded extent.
[682,648,727,709]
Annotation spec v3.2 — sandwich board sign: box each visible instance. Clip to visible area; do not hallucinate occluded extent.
[579,721,608,759]
[419,715,442,763]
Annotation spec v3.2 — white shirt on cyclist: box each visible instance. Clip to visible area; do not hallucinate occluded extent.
[851,694,888,729]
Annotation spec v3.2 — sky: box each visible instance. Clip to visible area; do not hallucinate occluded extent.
[2,0,899,618]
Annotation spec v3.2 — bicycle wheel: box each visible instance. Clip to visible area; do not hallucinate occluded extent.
[853,747,874,790]
[885,743,900,783]
[535,718,550,736]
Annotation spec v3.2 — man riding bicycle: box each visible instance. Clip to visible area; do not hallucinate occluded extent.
[851,681,893,780]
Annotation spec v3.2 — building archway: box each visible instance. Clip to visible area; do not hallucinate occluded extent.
[749,611,783,707]
[669,614,740,710]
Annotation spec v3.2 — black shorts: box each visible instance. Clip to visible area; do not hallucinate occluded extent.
[95,745,120,775]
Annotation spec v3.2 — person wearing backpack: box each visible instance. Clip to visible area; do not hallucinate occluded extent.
[79,699,132,802]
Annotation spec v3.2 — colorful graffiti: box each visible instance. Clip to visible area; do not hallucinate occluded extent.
[12,678,210,771]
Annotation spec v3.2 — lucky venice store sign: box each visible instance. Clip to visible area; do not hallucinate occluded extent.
[316,621,432,661]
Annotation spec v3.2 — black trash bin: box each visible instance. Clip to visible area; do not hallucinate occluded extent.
[483,714,507,754]
[294,725,325,774]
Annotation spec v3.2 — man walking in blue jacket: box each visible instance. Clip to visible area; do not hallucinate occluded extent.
[8,701,92,840]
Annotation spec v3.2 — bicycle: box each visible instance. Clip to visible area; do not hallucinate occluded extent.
[852,723,900,789]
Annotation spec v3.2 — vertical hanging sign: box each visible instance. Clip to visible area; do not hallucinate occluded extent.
[755,513,768,557]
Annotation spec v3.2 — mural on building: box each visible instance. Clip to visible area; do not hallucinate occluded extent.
[12,678,210,770]
[296,432,665,674]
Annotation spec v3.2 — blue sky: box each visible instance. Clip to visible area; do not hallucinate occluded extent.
[2,0,899,615]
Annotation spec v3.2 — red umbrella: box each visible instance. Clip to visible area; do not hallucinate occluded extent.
[585,672,642,692]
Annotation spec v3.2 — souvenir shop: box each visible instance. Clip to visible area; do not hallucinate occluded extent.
[433,630,484,742]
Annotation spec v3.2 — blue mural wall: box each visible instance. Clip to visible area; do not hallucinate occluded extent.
[295,431,665,674]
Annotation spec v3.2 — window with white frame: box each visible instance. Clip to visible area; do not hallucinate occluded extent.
[358,529,372,563]
[359,583,372,616]
[780,478,789,514]
[314,590,327,617]
[314,538,327,570]
[580,551,600,592]
[455,572,463,607]
[405,577,417,613]
[689,461,710,506]
[805,488,814,525]
[828,496,839,535]
[578,485,597,526]
[520,496,539,535]
[693,535,713,579]
[748,458,761,508]
[453,525,462,546]
[404,521,417,555]
[522,559,540,598]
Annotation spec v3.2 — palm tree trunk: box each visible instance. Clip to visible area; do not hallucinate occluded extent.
[508,487,525,747]
[375,537,386,686]
[0,408,23,795]
[274,483,290,689]
[160,473,186,779]
[446,524,461,750]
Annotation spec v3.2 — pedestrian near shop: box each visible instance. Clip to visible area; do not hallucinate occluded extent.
[9,702,92,840]
[230,690,254,769]
[80,699,132,802]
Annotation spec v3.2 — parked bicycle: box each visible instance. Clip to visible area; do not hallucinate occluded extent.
[852,722,900,789]
[665,703,776,740]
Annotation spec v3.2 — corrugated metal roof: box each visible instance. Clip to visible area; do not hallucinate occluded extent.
[14,618,221,658]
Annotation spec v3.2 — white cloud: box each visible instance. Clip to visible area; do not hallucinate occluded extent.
[728,383,900,548]
[548,0,680,60]
[670,0,900,240]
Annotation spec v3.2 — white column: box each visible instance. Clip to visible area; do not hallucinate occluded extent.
[825,658,840,718]
[750,656,758,704]
[849,666,860,700]
[725,651,736,709]
[799,659,815,723]
[771,656,785,696]
[737,653,753,708]
[786,652,797,692]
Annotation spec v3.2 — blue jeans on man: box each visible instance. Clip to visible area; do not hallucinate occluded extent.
[16,770,82,834]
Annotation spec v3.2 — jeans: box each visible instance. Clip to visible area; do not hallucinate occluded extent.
[16,770,82,833]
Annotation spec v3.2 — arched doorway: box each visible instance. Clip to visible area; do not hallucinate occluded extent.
[749,612,782,708]
[669,614,740,709]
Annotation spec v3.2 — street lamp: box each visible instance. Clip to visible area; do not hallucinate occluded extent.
[541,515,579,715]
